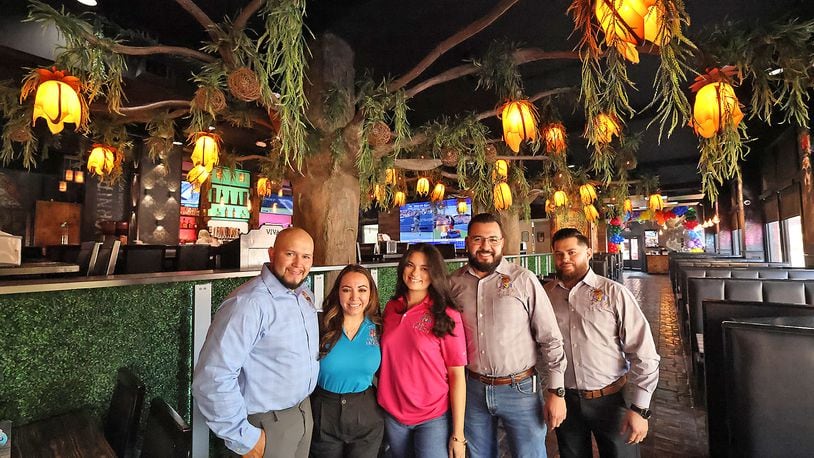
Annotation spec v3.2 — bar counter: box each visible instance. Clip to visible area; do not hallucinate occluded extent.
[0,253,552,453]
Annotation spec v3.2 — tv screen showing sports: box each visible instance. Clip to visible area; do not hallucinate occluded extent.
[400,198,471,249]
[260,194,294,216]
[180,180,200,208]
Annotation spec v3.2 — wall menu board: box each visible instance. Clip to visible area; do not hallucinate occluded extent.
[208,167,251,221]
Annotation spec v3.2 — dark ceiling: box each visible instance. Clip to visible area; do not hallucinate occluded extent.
[2,0,813,198]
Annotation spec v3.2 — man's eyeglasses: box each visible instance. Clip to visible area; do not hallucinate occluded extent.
[470,236,504,246]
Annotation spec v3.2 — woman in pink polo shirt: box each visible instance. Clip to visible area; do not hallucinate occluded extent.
[378,243,468,458]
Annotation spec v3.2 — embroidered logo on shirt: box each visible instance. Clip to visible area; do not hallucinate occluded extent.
[366,326,380,346]
[589,287,612,311]
[497,274,518,297]
[414,312,433,334]
[301,291,313,304]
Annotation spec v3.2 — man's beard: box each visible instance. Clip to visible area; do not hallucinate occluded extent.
[273,270,306,290]
[557,262,589,283]
[468,250,502,274]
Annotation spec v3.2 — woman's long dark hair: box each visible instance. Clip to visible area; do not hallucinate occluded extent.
[319,265,382,357]
[393,243,460,338]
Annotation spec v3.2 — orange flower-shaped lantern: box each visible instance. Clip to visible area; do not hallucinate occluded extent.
[457,199,468,215]
[393,191,407,207]
[21,67,86,134]
[494,182,513,210]
[430,183,446,202]
[542,122,567,154]
[416,177,430,196]
[256,177,274,197]
[593,113,621,144]
[689,66,744,139]
[190,132,221,171]
[499,99,538,153]
[87,144,121,176]
[493,159,509,181]
[594,0,670,63]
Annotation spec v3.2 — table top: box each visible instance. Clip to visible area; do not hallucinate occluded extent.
[0,262,80,277]
[11,410,115,457]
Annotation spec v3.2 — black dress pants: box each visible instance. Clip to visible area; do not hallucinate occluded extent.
[309,386,384,458]
[555,391,640,458]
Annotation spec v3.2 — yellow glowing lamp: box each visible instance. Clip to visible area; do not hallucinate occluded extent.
[594,113,621,144]
[32,79,83,134]
[385,168,398,186]
[430,183,446,202]
[623,198,633,213]
[691,82,744,139]
[87,144,119,176]
[256,177,273,197]
[416,177,430,196]
[393,191,407,207]
[457,200,468,215]
[648,193,664,212]
[500,99,538,153]
[493,159,509,181]
[594,0,667,64]
[553,190,569,207]
[187,165,210,189]
[494,182,513,210]
[545,199,557,214]
[584,204,600,223]
[543,123,567,154]
[190,133,221,170]
[579,184,597,205]
[373,184,386,202]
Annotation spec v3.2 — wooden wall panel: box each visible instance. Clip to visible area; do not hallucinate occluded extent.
[34,201,81,246]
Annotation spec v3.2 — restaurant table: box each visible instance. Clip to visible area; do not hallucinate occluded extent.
[11,410,115,457]
[0,262,80,277]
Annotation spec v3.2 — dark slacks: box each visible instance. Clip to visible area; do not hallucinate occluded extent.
[555,391,640,458]
[248,397,314,458]
[309,386,384,458]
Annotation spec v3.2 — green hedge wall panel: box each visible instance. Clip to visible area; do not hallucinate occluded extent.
[0,282,192,425]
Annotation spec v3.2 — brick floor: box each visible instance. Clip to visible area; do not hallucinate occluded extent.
[497,272,708,457]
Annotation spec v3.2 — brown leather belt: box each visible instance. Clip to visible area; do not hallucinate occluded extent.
[568,375,627,399]
[467,367,535,386]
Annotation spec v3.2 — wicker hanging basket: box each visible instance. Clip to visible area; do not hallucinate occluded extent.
[484,144,498,163]
[193,87,227,113]
[227,67,261,102]
[441,148,459,167]
[9,126,32,143]
[367,121,392,147]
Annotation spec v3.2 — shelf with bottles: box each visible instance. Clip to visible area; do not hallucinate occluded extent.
[208,225,241,241]
[207,204,251,220]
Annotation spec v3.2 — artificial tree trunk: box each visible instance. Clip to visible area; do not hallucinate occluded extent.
[290,33,360,266]
[498,210,521,255]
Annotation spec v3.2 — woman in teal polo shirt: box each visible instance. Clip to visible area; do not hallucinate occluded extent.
[310,265,384,458]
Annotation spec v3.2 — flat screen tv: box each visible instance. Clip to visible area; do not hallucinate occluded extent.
[180,180,200,208]
[399,198,471,249]
[260,194,294,216]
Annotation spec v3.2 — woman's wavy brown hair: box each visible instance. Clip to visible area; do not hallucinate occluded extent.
[319,264,382,358]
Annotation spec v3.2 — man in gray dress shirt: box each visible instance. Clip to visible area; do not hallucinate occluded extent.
[449,213,567,458]
[544,228,660,458]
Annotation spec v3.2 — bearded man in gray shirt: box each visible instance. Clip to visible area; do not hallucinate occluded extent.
[544,228,660,458]
[449,213,567,458]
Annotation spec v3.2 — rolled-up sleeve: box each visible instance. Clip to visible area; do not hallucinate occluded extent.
[192,298,264,454]
[617,287,660,408]
[528,275,567,389]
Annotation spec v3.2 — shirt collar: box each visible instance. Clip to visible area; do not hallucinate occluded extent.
[555,268,598,290]
[466,256,512,279]
[394,294,432,313]
[261,263,309,298]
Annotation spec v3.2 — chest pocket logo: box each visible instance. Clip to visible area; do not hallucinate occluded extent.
[588,287,612,312]
[413,312,433,334]
[497,274,520,297]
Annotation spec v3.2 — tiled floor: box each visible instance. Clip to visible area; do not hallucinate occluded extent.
[498,271,708,457]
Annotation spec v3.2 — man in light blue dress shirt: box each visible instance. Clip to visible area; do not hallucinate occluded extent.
[193,227,319,457]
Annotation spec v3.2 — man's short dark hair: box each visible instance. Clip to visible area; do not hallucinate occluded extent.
[551,227,590,248]
[468,213,504,235]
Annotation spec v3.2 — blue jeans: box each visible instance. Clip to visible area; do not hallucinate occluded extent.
[384,411,449,458]
[465,375,547,458]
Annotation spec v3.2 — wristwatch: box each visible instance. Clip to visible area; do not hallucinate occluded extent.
[630,404,652,420]
[547,387,565,397]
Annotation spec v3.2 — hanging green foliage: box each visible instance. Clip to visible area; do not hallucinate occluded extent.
[145,117,177,165]
[697,123,748,202]
[260,0,311,169]
[471,40,523,100]
[26,1,127,114]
